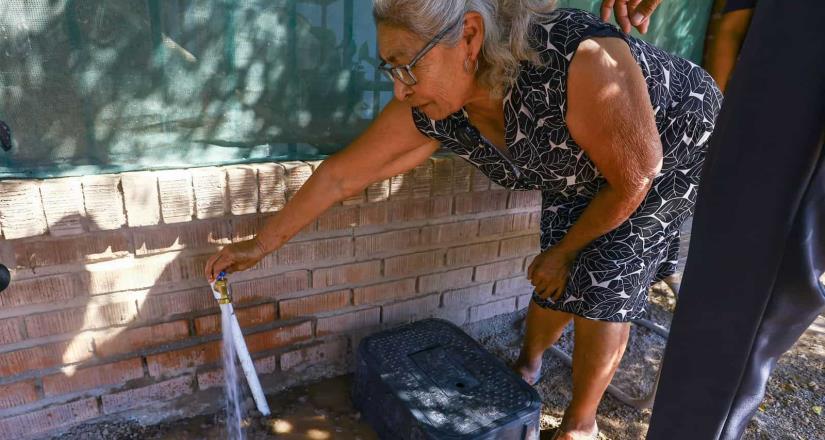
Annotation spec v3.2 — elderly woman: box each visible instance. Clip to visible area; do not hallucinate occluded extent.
[206,1,721,438]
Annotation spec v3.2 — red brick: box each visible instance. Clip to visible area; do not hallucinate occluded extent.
[244,321,313,353]
[139,287,216,321]
[529,212,541,230]
[0,273,83,308]
[14,231,131,268]
[230,215,260,242]
[442,283,495,308]
[367,179,391,203]
[281,339,348,372]
[157,170,194,224]
[354,278,417,305]
[82,174,126,230]
[0,317,23,345]
[227,165,259,215]
[80,255,176,295]
[420,220,479,246]
[359,202,388,226]
[317,307,380,336]
[0,398,98,438]
[517,294,534,310]
[470,168,492,192]
[101,375,194,415]
[133,220,232,255]
[278,237,353,266]
[0,337,93,376]
[231,271,310,304]
[147,342,222,377]
[279,290,351,319]
[500,234,540,258]
[25,301,138,338]
[95,320,190,357]
[390,172,412,200]
[452,157,473,193]
[388,198,430,222]
[194,303,276,335]
[475,258,524,283]
[446,241,500,267]
[432,307,469,326]
[43,358,144,397]
[431,156,454,196]
[312,261,381,289]
[469,297,517,322]
[122,171,161,227]
[382,294,441,324]
[0,381,38,410]
[190,167,227,219]
[174,251,214,283]
[283,161,313,199]
[418,267,475,293]
[317,205,359,231]
[0,180,48,239]
[454,191,508,215]
[196,355,278,390]
[411,161,433,199]
[342,189,366,206]
[385,250,444,278]
[355,229,420,257]
[494,276,535,297]
[254,163,287,213]
[478,213,532,237]
[388,196,452,223]
[39,177,85,236]
[507,191,541,209]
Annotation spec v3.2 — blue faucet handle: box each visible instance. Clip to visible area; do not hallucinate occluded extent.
[217,271,227,281]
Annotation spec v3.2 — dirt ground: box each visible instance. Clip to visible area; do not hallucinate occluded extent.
[56,282,824,440]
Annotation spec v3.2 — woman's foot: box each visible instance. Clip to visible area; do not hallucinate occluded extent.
[552,421,599,440]
[512,351,543,385]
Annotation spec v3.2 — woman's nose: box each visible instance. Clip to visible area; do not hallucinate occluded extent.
[393,79,413,101]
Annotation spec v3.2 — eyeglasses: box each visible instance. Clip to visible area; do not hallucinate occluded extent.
[378,18,463,86]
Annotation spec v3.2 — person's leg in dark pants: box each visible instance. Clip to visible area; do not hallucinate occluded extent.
[719,147,825,439]
[646,1,825,439]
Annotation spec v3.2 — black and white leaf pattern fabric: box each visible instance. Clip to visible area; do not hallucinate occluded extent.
[412,8,722,321]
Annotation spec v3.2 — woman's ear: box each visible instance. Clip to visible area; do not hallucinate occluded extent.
[462,11,485,61]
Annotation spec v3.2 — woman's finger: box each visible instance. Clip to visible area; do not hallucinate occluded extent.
[613,0,632,33]
[631,0,662,28]
[600,0,615,22]
[204,251,222,281]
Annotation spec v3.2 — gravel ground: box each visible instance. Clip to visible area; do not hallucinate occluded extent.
[56,284,823,439]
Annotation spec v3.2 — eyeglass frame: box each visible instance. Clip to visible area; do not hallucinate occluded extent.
[378,17,464,86]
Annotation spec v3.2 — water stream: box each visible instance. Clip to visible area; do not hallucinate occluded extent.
[221,305,245,440]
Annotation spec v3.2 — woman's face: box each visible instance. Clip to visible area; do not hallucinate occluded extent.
[377,17,481,120]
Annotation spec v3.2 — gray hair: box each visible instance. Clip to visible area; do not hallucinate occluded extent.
[373,0,558,98]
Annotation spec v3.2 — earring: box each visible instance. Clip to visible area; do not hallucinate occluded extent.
[463,57,479,74]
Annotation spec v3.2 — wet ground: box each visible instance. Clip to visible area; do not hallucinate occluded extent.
[57,283,823,440]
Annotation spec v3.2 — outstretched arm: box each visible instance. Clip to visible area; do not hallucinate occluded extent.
[204,99,438,281]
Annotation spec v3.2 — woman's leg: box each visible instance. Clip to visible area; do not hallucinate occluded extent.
[513,301,574,384]
[557,317,630,439]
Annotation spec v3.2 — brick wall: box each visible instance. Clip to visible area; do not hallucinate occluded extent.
[0,154,541,439]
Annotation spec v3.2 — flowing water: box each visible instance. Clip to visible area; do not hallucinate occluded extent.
[221,306,245,440]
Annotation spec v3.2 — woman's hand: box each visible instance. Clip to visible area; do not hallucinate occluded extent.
[600,0,663,34]
[527,247,577,301]
[204,238,267,282]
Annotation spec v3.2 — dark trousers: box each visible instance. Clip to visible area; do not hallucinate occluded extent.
[646,1,825,439]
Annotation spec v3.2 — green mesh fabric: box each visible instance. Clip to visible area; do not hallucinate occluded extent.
[0,0,712,179]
